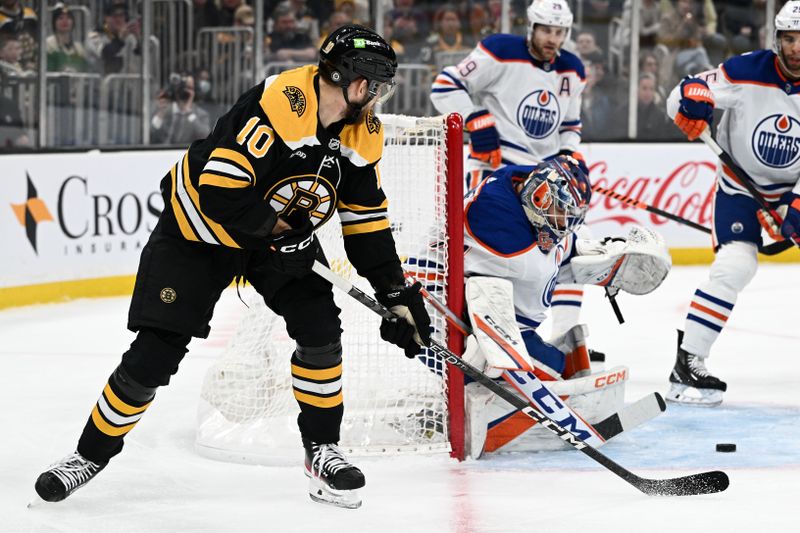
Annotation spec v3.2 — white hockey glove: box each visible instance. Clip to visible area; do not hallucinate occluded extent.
[570,226,672,295]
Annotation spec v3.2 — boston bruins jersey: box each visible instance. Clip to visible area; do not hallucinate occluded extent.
[158,65,401,282]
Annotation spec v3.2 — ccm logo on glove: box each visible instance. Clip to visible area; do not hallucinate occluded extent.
[272,234,315,253]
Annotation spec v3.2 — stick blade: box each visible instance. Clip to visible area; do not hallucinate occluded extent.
[637,470,729,496]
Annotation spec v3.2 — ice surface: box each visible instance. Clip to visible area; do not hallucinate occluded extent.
[1,265,798,532]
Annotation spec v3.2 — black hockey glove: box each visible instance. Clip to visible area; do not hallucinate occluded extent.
[375,282,432,358]
[265,215,319,277]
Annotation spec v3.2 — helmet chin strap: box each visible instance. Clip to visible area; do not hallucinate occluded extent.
[340,85,371,124]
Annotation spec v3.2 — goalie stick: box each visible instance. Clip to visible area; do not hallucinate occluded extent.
[314,261,729,496]
[699,129,799,250]
[592,183,792,255]
[408,275,665,442]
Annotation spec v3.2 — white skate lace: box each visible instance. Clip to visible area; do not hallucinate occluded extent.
[688,354,711,377]
[49,452,101,491]
[312,444,351,476]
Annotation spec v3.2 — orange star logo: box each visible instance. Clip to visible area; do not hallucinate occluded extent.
[10,173,53,254]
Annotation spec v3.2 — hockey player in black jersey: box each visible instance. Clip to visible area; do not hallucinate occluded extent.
[34,25,430,510]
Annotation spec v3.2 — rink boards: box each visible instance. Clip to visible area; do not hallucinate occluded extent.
[2,143,798,308]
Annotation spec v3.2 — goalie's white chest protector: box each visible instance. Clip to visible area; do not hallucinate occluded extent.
[463,168,573,330]
[431,34,586,168]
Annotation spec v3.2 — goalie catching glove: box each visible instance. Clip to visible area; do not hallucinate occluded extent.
[570,225,672,295]
[376,282,431,358]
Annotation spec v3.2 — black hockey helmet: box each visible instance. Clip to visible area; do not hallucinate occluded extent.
[319,25,398,105]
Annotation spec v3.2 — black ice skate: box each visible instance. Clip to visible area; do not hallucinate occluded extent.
[304,440,365,509]
[666,330,727,407]
[34,451,106,503]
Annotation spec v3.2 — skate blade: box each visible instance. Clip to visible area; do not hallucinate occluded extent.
[307,476,362,509]
[666,383,723,407]
[27,493,47,508]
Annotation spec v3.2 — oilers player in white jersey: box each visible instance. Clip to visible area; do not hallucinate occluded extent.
[431,0,591,346]
[430,0,586,191]
[454,155,671,456]
[665,1,800,406]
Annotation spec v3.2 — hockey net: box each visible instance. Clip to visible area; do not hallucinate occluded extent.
[195,114,465,464]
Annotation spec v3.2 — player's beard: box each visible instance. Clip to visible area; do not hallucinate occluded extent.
[530,41,559,62]
[781,53,800,79]
[343,95,374,125]
[343,103,366,124]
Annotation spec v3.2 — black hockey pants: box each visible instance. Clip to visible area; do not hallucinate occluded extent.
[77,227,344,464]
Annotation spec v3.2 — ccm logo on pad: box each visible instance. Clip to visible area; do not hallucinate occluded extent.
[595,370,627,388]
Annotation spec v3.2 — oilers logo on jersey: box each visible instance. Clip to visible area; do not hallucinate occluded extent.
[751,114,800,168]
[518,90,560,139]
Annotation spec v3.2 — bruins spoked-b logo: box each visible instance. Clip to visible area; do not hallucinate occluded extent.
[366,110,381,134]
[160,287,177,304]
[283,86,306,117]
[264,175,337,226]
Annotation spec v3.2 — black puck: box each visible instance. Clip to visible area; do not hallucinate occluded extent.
[716,443,736,453]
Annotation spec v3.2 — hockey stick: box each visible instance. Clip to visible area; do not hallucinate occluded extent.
[315,261,728,496]
[410,277,665,443]
[699,129,799,250]
[592,183,790,255]
[592,184,711,234]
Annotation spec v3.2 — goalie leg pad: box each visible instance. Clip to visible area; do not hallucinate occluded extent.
[473,367,629,454]
[466,276,536,373]
[465,381,495,458]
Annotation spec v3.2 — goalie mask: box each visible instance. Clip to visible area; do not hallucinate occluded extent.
[520,156,591,240]
[774,1,800,75]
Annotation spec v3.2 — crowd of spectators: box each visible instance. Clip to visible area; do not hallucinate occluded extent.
[578,0,771,140]
[0,1,781,150]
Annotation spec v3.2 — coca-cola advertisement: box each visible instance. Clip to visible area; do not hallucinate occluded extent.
[583,143,717,249]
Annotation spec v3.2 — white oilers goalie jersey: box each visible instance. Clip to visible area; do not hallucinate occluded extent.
[463,166,575,331]
[431,34,585,171]
[667,49,800,200]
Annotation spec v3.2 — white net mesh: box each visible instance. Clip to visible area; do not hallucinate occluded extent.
[195,115,456,465]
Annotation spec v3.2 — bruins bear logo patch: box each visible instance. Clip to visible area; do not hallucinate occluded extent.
[366,110,381,134]
[160,287,177,304]
[283,86,306,117]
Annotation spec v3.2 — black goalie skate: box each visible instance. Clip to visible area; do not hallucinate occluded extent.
[304,440,365,509]
[666,330,727,407]
[34,451,106,503]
